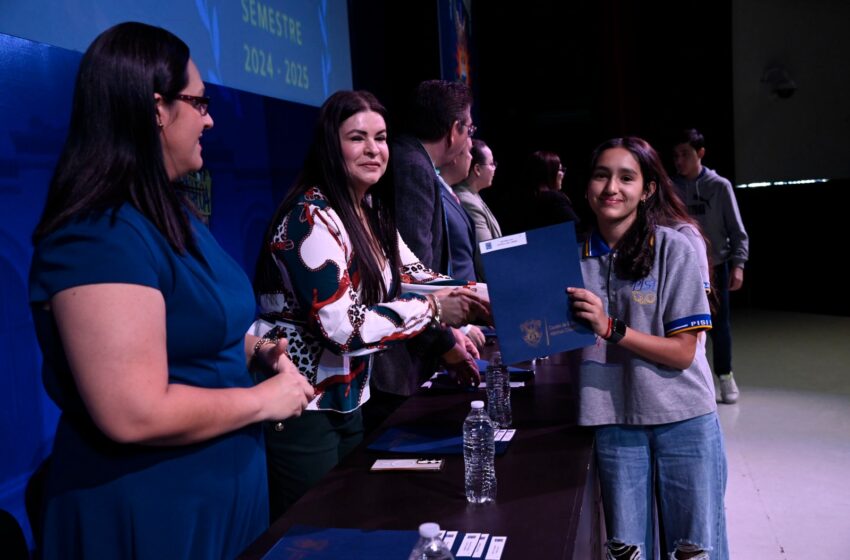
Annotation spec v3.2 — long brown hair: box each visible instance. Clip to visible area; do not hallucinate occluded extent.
[33,22,197,253]
[255,90,399,306]
[589,137,705,280]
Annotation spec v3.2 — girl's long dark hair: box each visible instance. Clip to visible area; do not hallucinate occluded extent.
[255,90,399,306]
[33,22,196,252]
[590,137,704,280]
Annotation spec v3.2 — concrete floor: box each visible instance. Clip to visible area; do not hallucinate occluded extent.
[714,309,850,558]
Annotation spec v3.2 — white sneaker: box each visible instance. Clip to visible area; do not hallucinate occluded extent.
[719,374,739,404]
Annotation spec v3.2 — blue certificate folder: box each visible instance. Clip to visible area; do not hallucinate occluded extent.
[480,222,596,364]
[262,525,418,559]
[263,526,490,559]
[368,424,511,455]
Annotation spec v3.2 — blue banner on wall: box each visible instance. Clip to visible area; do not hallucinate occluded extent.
[0,0,352,107]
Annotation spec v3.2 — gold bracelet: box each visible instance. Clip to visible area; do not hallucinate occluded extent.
[428,293,442,326]
[250,327,280,370]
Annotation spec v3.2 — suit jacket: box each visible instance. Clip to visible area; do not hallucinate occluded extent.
[439,179,476,282]
[375,136,448,398]
[391,135,445,273]
[453,182,502,280]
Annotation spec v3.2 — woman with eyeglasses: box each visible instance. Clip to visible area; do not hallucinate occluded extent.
[29,22,313,559]
[508,150,580,235]
[452,139,503,281]
[253,90,490,518]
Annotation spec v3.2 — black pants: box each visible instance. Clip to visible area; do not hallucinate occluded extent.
[265,409,363,521]
[710,261,733,376]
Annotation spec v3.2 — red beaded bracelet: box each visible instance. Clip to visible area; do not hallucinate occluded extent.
[602,316,613,340]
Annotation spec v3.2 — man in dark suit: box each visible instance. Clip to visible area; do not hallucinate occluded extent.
[392,80,474,273]
[438,145,477,282]
[363,81,476,432]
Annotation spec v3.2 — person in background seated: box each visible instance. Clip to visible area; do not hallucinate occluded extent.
[452,139,502,281]
[568,137,728,560]
[28,22,314,559]
[253,90,490,518]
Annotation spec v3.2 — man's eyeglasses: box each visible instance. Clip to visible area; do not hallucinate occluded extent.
[460,122,477,137]
[174,94,210,116]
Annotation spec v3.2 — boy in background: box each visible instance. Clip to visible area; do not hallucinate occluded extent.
[672,128,749,404]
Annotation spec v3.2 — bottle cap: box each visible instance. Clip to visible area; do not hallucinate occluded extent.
[418,522,441,538]
[471,400,484,409]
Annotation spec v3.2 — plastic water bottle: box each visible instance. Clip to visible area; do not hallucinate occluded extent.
[463,401,497,504]
[485,352,512,428]
[408,522,454,560]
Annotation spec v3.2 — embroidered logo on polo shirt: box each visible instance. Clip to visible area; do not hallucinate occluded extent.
[632,277,657,305]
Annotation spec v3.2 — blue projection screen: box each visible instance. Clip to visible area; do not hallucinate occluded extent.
[0,0,352,107]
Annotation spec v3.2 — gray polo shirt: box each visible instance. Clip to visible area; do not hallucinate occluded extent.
[576,226,717,426]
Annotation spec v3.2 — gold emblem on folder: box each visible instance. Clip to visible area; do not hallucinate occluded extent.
[520,319,543,347]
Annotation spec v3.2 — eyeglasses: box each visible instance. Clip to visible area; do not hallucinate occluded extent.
[486,161,498,168]
[174,94,210,116]
[460,122,477,137]
[558,165,566,173]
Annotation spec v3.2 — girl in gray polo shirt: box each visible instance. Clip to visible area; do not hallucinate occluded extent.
[567,137,728,560]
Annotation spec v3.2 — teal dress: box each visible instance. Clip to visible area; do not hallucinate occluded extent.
[29,205,267,559]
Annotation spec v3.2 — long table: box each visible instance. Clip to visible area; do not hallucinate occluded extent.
[240,353,602,559]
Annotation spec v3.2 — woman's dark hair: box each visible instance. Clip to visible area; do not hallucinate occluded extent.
[33,22,196,252]
[255,90,398,306]
[527,150,562,192]
[470,139,489,167]
[589,137,703,280]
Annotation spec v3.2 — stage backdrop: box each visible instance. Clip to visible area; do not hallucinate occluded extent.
[0,29,318,549]
[0,0,352,107]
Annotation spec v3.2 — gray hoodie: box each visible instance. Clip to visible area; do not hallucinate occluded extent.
[673,167,749,267]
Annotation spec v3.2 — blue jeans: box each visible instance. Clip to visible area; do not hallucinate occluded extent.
[710,262,733,376]
[595,412,728,559]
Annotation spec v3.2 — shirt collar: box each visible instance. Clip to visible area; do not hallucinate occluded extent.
[582,229,656,258]
[583,230,612,257]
